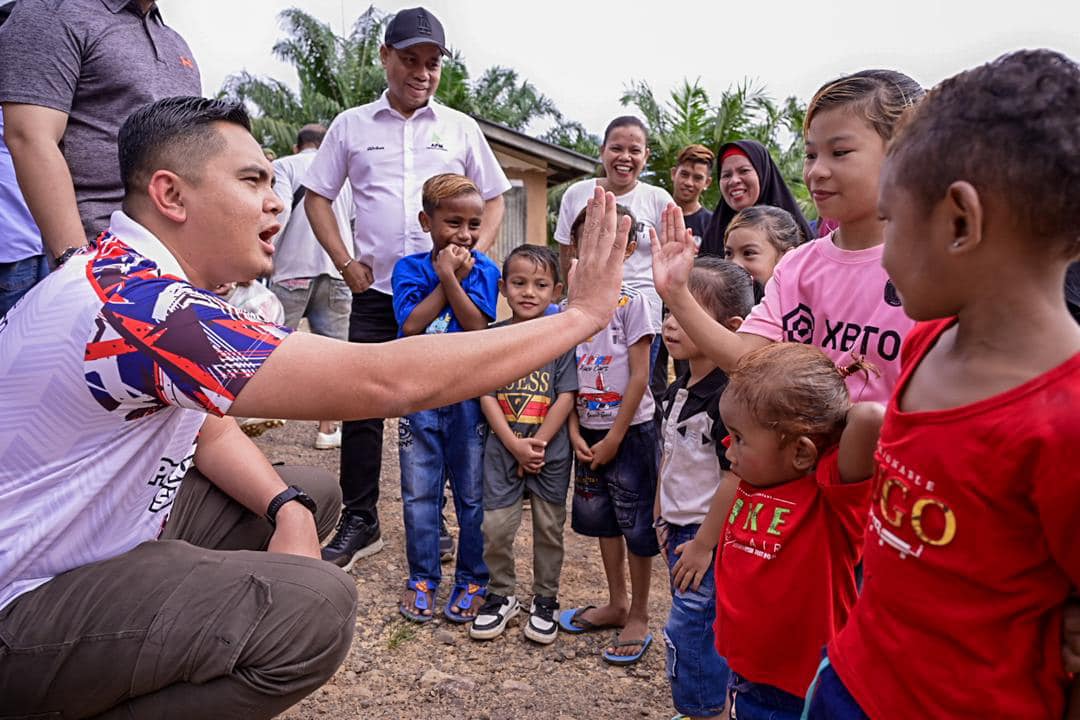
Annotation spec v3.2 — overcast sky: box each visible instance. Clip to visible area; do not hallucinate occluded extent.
[165,0,1080,138]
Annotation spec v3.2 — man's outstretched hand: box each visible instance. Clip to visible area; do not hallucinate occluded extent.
[651,203,697,303]
[565,186,630,332]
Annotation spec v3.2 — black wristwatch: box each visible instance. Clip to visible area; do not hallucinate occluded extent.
[55,245,86,267]
[266,485,317,526]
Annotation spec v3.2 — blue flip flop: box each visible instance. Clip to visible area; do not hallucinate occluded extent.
[443,582,485,623]
[558,605,621,634]
[602,632,653,666]
[399,579,435,623]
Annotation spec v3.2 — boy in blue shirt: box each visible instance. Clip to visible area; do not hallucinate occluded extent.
[391,173,500,623]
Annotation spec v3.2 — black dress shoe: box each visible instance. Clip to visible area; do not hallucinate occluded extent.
[321,512,384,572]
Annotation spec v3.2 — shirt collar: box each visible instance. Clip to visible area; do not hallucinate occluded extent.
[372,90,440,120]
[101,0,162,21]
[107,210,189,281]
[680,366,729,399]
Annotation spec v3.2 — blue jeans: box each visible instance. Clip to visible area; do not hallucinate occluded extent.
[399,399,487,589]
[729,671,805,720]
[663,523,729,717]
[0,254,48,318]
[801,656,868,720]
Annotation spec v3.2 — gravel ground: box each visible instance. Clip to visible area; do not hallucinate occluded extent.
[253,418,679,720]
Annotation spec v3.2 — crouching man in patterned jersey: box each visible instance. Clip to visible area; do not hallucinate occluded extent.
[0,96,629,719]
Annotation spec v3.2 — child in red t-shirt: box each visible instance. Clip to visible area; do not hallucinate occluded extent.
[807,50,1080,720]
[713,343,883,719]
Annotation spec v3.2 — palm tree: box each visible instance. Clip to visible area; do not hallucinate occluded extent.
[222,6,387,155]
[223,6,566,156]
[436,59,560,132]
[620,78,813,217]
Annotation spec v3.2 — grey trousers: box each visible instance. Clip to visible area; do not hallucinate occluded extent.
[482,495,567,598]
[0,466,357,720]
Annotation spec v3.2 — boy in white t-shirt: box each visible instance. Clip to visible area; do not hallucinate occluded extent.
[559,205,661,667]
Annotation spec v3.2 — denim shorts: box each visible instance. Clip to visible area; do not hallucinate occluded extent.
[729,671,805,720]
[662,523,729,717]
[571,421,659,557]
[801,655,869,720]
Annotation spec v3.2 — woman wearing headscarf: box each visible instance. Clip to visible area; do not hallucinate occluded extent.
[698,139,813,257]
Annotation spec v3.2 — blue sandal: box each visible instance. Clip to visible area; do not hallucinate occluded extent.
[443,582,486,623]
[602,631,653,666]
[400,579,435,623]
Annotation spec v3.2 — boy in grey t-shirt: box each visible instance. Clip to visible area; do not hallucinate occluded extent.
[471,246,577,645]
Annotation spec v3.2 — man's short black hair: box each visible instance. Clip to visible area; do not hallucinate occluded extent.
[118,96,252,195]
[295,124,326,149]
[888,49,1080,257]
[502,244,560,284]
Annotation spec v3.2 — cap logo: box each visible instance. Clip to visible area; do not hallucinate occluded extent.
[417,10,432,36]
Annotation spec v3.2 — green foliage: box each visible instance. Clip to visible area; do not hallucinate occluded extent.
[540,118,601,159]
[437,59,561,131]
[620,78,815,218]
[223,6,389,155]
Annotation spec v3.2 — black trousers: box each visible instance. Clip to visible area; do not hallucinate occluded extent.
[341,288,399,520]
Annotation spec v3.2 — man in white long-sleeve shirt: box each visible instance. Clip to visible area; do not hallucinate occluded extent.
[269,124,354,450]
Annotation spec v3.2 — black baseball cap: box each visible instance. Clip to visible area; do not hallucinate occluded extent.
[384,7,448,55]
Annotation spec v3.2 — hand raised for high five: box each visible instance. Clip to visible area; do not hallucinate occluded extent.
[650,203,698,303]
[565,186,630,332]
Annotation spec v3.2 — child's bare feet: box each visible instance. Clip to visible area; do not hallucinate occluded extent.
[605,615,649,658]
[575,603,627,630]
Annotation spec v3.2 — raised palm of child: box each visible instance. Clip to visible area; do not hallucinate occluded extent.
[650,203,698,301]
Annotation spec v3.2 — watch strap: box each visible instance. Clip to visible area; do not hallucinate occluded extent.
[266,485,317,526]
[55,245,86,267]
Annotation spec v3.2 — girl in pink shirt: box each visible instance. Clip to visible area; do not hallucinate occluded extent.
[654,69,925,405]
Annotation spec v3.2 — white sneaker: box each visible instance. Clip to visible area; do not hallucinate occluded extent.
[469,593,519,640]
[314,426,341,450]
[524,596,559,644]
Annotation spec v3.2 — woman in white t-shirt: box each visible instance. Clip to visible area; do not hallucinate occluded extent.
[555,116,672,324]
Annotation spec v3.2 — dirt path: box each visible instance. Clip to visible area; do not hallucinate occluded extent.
[253,419,678,720]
